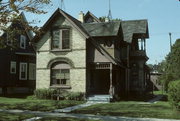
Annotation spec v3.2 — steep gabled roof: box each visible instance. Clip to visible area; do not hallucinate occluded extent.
[121,19,149,43]
[0,12,33,40]
[84,11,101,23]
[33,8,89,43]
[82,21,121,37]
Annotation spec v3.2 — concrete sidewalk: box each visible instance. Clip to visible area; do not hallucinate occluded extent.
[148,95,164,103]
[0,109,179,121]
[54,101,106,113]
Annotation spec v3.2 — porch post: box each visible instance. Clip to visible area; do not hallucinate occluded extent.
[109,63,113,96]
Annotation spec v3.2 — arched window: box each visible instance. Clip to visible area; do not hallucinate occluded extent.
[51,62,70,86]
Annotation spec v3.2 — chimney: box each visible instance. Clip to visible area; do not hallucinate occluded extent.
[78,11,84,23]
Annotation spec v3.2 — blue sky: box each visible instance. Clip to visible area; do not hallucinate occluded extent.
[25,0,180,64]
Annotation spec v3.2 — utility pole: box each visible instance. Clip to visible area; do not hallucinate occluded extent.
[169,32,172,51]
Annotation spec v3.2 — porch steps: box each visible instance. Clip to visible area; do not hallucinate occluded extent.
[87,95,112,103]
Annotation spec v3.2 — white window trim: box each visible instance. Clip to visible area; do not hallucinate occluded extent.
[10,61,16,74]
[29,63,36,80]
[20,35,26,49]
[19,62,27,80]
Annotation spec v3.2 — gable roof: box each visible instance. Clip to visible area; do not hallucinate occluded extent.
[82,21,121,37]
[121,19,149,43]
[84,11,101,23]
[0,12,33,40]
[32,8,89,43]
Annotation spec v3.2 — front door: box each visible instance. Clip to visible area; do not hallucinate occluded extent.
[90,69,110,94]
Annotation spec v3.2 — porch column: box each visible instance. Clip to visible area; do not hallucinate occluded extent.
[109,63,113,96]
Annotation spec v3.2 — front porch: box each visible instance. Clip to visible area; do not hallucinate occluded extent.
[87,63,124,99]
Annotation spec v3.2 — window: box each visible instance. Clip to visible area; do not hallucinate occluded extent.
[51,62,70,86]
[29,63,36,80]
[19,63,27,80]
[10,61,16,74]
[20,35,26,49]
[51,29,70,50]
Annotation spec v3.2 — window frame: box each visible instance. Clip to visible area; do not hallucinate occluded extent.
[19,62,27,80]
[20,35,26,49]
[50,62,71,88]
[51,69,70,86]
[29,63,36,80]
[51,28,71,51]
[10,61,16,74]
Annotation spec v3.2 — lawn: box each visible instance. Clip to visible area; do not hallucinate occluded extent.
[0,112,35,121]
[73,101,180,120]
[36,117,100,121]
[0,96,84,112]
[0,112,100,121]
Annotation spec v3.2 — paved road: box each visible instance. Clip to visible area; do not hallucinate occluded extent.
[0,109,179,121]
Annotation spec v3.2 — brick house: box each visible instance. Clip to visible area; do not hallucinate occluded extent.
[0,13,36,94]
[33,8,150,99]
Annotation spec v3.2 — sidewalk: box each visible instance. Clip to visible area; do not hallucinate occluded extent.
[54,101,106,113]
[0,109,179,121]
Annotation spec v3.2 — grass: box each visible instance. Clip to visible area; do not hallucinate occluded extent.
[0,112,35,121]
[0,112,101,121]
[153,90,167,95]
[73,101,180,119]
[0,96,84,112]
[37,117,101,121]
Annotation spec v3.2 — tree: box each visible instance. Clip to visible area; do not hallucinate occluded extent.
[99,16,121,22]
[0,0,51,47]
[161,39,180,91]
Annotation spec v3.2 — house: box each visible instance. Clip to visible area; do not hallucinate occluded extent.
[0,13,36,95]
[150,72,162,91]
[33,8,150,100]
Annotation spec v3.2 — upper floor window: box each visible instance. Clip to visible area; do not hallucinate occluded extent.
[51,29,70,50]
[20,35,26,49]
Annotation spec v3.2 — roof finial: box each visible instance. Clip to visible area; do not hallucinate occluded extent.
[60,0,65,11]
[107,0,112,21]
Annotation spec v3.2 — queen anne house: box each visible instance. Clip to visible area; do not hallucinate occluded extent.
[33,8,150,100]
[0,13,36,94]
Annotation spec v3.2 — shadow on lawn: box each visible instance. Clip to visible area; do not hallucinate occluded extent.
[0,93,33,99]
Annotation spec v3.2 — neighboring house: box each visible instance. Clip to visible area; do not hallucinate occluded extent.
[33,8,150,99]
[0,13,36,94]
[150,72,162,91]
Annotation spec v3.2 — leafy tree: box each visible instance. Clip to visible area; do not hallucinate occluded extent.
[0,0,52,47]
[99,16,121,22]
[161,39,180,91]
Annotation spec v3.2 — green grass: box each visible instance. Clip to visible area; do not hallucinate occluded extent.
[37,117,101,121]
[73,101,180,119]
[0,96,84,112]
[0,112,35,121]
[153,90,167,95]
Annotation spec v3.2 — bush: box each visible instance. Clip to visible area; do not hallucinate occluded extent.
[34,89,85,101]
[66,92,85,101]
[168,80,180,111]
[34,89,55,99]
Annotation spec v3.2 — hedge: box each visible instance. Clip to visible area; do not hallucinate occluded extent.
[168,80,180,111]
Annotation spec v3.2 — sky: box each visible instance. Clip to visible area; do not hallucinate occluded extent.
[25,0,180,64]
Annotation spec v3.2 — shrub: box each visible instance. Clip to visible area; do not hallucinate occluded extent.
[168,80,180,111]
[66,92,85,101]
[34,89,85,101]
[34,89,55,99]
